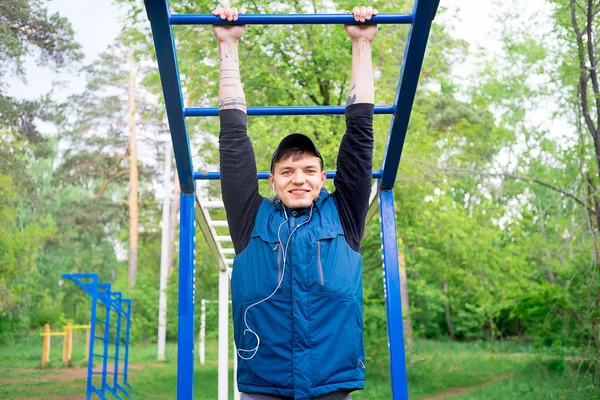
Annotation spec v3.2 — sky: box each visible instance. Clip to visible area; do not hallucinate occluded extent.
[7,0,503,103]
[7,0,125,101]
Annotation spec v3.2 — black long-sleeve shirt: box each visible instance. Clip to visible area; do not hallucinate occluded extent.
[219,103,374,254]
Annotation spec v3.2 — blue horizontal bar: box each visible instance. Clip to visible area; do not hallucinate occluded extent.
[186,105,395,117]
[194,170,382,180]
[170,13,413,26]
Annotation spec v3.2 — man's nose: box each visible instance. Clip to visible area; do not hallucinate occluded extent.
[291,173,306,184]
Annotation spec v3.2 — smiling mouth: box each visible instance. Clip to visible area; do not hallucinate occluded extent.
[289,189,310,196]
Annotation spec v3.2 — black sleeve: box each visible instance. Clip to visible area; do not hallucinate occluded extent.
[219,109,263,255]
[331,103,374,252]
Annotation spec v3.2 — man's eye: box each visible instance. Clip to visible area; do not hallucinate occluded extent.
[307,170,316,174]
[282,171,291,175]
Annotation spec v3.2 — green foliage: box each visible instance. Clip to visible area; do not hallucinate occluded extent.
[2,0,600,389]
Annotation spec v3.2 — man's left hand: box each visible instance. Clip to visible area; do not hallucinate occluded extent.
[344,6,378,42]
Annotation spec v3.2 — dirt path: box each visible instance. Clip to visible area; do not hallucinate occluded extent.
[419,374,514,400]
[2,364,153,384]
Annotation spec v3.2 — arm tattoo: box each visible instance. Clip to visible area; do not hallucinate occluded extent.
[346,83,357,106]
[218,97,246,110]
[346,83,356,106]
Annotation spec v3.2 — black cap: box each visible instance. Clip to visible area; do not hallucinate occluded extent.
[270,133,323,172]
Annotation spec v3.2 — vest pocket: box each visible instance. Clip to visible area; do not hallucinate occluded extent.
[309,294,361,387]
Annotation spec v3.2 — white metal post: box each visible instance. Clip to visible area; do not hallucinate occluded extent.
[157,144,172,361]
[233,340,240,400]
[218,270,229,400]
[200,299,206,365]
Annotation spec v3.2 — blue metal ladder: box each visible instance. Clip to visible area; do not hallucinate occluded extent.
[62,273,133,399]
[143,1,440,398]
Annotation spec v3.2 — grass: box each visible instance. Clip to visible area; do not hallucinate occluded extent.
[0,335,596,399]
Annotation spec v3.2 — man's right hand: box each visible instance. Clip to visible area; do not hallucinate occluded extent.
[212,7,246,42]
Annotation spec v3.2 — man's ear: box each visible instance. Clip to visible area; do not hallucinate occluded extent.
[320,170,326,189]
[268,174,275,190]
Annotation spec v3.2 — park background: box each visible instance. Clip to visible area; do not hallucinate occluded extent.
[1,0,600,398]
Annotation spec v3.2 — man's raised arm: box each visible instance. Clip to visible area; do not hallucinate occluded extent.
[333,6,377,252]
[214,7,262,255]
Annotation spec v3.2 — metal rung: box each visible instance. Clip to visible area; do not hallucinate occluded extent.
[95,319,115,328]
[170,13,413,26]
[225,259,234,265]
[215,236,232,242]
[202,201,224,208]
[195,170,383,180]
[209,220,229,227]
[185,105,395,117]
[220,248,235,255]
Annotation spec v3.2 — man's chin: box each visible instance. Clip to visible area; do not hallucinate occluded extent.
[282,197,312,209]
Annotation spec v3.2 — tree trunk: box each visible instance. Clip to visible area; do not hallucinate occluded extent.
[397,240,413,347]
[157,144,172,360]
[442,280,455,339]
[167,168,180,277]
[128,52,139,289]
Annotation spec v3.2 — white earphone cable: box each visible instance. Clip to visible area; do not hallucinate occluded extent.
[237,203,314,360]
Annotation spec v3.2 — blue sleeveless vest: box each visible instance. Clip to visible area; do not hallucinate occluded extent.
[231,189,365,399]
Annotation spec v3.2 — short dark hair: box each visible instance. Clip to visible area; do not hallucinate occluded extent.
[271,147,323,172]
[270,133,324,172]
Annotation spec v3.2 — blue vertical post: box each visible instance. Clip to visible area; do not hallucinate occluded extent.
[100,289,112,397]
[178,193,197,399]
[379,189,409,400]
[86,277,98,400]
[123,299,132,388]
[113,293,123,393]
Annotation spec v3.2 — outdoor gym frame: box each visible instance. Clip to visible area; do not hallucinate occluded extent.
[143,0,440,398]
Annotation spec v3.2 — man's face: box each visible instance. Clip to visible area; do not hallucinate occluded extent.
[269,153,326,209]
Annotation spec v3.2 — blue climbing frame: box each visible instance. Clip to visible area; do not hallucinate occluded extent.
[143,0,440,398]
[62,273,133,400]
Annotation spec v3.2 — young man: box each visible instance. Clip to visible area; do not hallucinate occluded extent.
[214,6,378,400]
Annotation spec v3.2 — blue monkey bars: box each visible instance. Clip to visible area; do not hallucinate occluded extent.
[143,0,440,398]
[170,13,413,25]
[192,171,383,180]
[185,105,395,117]
[62,273,133,400]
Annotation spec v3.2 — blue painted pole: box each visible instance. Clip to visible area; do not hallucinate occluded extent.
[86,276,98,400]
[123,299,132,388]
[378,189,409,400]
[380,0,440,189]
[185,105,395,117]
[113,293,123,393]
[100,288,112,397]
[193,170,382,180]
[170,13,413,25]
[178,193,196,399]
[144,0,195,193]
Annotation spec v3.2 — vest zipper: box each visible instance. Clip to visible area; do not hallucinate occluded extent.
[277,244,282,281]
[317,241,324,286]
